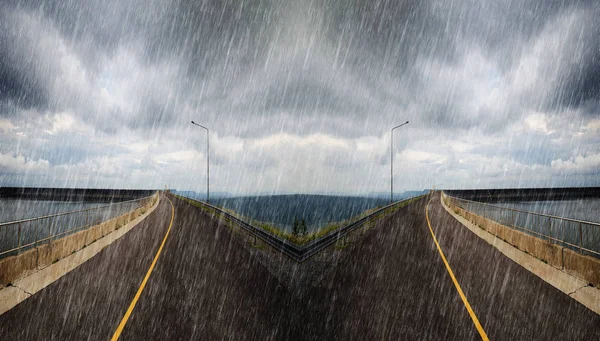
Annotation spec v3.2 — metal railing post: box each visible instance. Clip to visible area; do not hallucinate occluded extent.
[511,210,515,228]
[47,217,52,244]
[17,223,22,254]
[35,221,39,247]
[560,219,564,247]
[548,216,552,244]
[579,222,583,254]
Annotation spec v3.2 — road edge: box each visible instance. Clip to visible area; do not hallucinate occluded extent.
[440,193,600,315]
[0,194,161,316]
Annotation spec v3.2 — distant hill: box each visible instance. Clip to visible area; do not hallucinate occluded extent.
[363,190,429,200]
[211,194,390,233]
[171,190,232,200]
[175,190,427,233]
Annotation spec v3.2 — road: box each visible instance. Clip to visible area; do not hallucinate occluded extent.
[1,192,598,340]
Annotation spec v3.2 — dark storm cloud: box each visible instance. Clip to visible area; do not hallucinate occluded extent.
[2,0,598,133]
[0,10,50,111]
[0,0,451,131]
[558,44,600,112]
[142,0,275,67]
[0,0,168,120]
[5,0,152,53]
[324,0,457,69]
[0,63,48,111]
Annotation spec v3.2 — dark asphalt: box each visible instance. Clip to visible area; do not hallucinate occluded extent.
[0,194,173,340]
[1,192,599,340]
[426,193,600,340]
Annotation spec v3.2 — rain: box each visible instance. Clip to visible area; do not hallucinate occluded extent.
[0,0,599,340]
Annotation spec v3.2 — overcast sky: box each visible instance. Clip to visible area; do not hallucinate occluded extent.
[0,0,599,195]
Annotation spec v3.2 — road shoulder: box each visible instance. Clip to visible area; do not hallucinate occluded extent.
[0,195,160,315]
[440,194,600,315]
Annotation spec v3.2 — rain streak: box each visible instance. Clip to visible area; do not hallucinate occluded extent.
[0,0,599,340]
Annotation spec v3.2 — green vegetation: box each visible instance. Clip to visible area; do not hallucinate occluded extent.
[174,194,426,246]
[292,217,307,236]
[248,236,266,250]
[334,242,352,250]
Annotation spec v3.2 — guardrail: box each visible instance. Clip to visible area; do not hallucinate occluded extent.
[0,194,156,258]
[443,193,600,258]
[174,193,426,262]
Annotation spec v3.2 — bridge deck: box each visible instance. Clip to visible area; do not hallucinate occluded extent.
[1,193,598,340]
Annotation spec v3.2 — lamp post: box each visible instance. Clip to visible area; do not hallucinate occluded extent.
[391,121,409,203]
[191,121,209,203]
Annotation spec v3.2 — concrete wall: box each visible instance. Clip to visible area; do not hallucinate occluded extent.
[0,194,157,287]
[563,248,600,286]
[443,193,600,287]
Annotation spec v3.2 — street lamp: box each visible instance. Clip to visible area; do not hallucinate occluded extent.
[391,121,409,203]
[191,121,210,203]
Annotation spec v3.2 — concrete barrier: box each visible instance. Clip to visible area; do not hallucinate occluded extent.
[511,229,563,268]
[37,243,53,269]
[443,193,600,286]
[563,248,600,286]
[0,248,38,285]
[98,220,114,237]
[0,194,157,287]
[50,230,87,264]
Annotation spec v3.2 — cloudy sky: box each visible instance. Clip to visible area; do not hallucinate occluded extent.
[0,0,599,195]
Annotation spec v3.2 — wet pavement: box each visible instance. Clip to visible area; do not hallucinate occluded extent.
[1,192,598,340]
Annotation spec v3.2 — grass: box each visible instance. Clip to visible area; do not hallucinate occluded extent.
[334,242,352,250]
[174,194,426,246]
[248,239,266,250]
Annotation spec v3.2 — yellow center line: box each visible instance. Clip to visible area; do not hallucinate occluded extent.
[425,195,490,341]
[111,195,175,341]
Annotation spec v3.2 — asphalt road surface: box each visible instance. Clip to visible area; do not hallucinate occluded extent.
[1,192,598,340]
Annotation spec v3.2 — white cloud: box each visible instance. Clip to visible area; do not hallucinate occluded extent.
[250,133,351,150]
[552,153,600,175]
[584,119,600,133]
[45,113,75,135]
[154,150,201,164]
[400,150,446,165]
[0,119,15,133]
[524,113,553,135]
[0,153,50,173]
[450,141,473,153]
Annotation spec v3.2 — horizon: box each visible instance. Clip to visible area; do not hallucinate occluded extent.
[3,185,600,198]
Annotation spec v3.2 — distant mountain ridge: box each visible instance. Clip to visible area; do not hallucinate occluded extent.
[174,190,428,233]
[173,189,429,200]
[210,194,389,232]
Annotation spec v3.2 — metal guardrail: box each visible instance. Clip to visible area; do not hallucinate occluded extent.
[443,193,600,258]
[175,193,426,262]
[0,194,156,258]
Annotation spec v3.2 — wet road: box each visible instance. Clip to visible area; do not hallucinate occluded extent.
[1,192,598,340]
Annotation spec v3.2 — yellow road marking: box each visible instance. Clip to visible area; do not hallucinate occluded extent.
[426,195,490,341]
[111,195,175,340]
